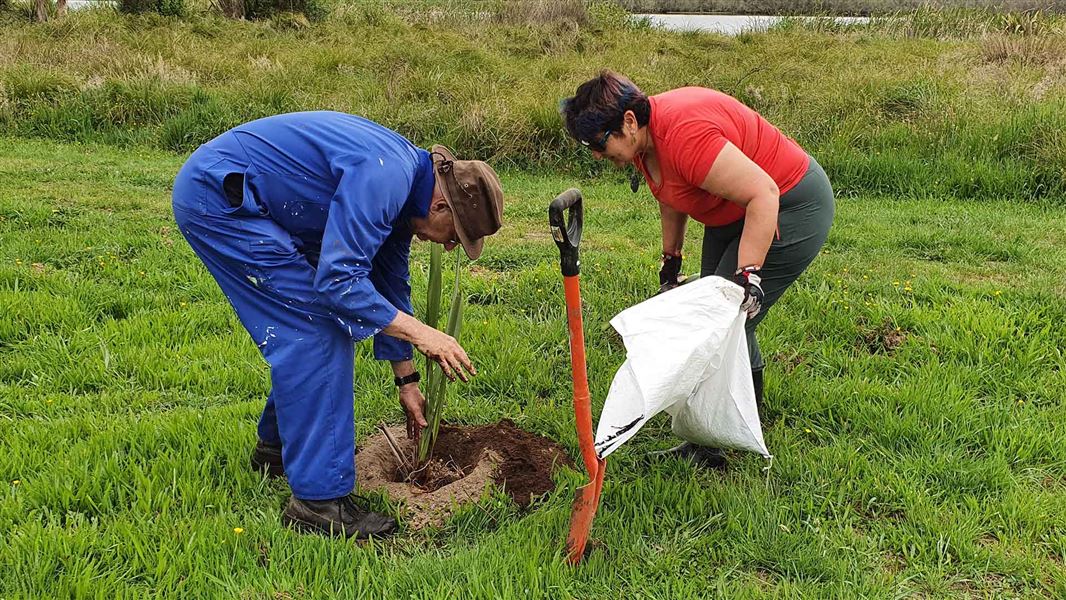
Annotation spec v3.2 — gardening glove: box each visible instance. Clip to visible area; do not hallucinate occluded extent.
[398,383,428,441]
[733,266,765,319]
[658,252,683,295]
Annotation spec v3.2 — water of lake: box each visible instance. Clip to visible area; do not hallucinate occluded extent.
[635,13,872,35]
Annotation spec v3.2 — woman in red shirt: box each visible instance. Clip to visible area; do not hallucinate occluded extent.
[562,71,835,469]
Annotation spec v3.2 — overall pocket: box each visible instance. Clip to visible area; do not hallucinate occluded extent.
[202,162,267,218]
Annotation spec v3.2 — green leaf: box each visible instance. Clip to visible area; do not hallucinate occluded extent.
[418,249,464,464]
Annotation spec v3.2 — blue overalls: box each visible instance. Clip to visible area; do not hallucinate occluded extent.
[171,111,434,500]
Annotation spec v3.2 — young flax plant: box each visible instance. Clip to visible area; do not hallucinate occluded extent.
[415,244,464,467]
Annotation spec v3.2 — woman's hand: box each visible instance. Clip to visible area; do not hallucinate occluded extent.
[733,266,764,318]
[658,252,683,294]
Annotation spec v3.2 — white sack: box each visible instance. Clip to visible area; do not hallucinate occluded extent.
[593,276,770,459]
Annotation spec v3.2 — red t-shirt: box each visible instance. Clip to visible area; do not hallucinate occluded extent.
[635,87,810,227]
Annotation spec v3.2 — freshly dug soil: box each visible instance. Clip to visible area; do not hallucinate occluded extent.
[357,420,573,529]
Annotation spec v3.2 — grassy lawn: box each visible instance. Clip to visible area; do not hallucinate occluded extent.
[0,136,1063,598]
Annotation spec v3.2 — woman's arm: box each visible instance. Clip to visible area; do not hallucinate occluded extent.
[697,142,779,269]
[659,202,688,255]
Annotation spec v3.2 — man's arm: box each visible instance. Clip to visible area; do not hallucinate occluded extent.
[390,358,426,440]
[390,359,417,378]
[313,160,409,341]
[369,226,415,362]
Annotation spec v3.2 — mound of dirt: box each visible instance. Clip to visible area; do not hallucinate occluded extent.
[860,319,908,354]
[356,420,573,529]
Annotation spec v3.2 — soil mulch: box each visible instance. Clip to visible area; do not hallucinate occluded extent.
[861,319,908,354]
[357,420,573,529]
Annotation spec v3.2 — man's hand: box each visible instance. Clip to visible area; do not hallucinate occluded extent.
[412,326,476,382]
[658,252,683,295]
[382,312,477,382]
[398,383,428,441]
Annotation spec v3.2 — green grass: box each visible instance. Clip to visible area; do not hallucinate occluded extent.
[0,135,1063,598]
[0,4,1064,596]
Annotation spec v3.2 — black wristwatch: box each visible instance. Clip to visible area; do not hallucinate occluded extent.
[394,371,420,387]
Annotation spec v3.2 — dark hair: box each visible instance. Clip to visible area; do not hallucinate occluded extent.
[560,70,651,147]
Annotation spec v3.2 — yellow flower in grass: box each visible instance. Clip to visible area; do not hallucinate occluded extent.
[11,480,19,486]
[233,527,244,534]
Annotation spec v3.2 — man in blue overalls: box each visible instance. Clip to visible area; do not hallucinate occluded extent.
[172,111,504,538]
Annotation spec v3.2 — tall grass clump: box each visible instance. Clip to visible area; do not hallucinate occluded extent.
[157,94,238,152]
[888,5,1061,38]
[494,0,587,26]
[981,33,1062,64]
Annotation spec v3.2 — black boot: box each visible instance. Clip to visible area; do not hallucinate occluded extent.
[753,368,764,414]
[282,494,397,539]
[250,440,285,478]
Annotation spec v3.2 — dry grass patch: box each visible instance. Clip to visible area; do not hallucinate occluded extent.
[981,34,1066,65]
[493,0,587,26]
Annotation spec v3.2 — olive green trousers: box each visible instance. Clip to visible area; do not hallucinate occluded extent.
[700,155,836,371]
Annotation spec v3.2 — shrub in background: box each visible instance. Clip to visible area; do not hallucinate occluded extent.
[117,0,184,17]
[213,0,325,21]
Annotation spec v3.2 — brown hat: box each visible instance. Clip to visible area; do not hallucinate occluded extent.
[430,145,504,260]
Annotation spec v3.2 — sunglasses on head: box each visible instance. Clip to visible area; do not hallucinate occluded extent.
[580,129,612,153]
